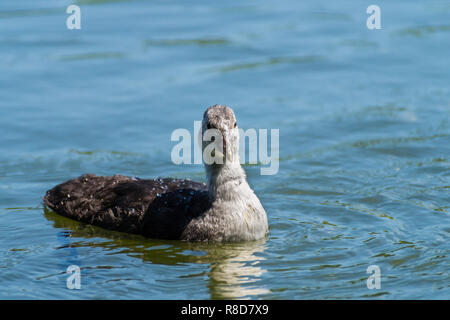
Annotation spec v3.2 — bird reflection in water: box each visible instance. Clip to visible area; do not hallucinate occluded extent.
[44,208,270,299]
[206,240,270,299]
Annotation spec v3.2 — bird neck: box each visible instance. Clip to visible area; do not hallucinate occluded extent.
[206,161,249,202]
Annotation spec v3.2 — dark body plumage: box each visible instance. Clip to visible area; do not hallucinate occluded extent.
[43,174,211,239]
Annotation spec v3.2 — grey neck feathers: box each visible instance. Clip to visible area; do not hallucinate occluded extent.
[206,162,249,202]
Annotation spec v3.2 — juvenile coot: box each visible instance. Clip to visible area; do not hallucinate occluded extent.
[43,105,268,242]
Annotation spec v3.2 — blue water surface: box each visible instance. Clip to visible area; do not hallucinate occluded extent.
[0,0,449,299]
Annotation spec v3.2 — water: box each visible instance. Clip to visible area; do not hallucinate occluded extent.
[0,0,449,299]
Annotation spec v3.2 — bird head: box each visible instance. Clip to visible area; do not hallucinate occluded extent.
[201,104,239,165]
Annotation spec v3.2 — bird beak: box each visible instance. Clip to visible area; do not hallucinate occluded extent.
[226,147,233,163]
[223,131,233,163]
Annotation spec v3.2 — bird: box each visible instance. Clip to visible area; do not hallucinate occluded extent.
[43,105,268,242]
